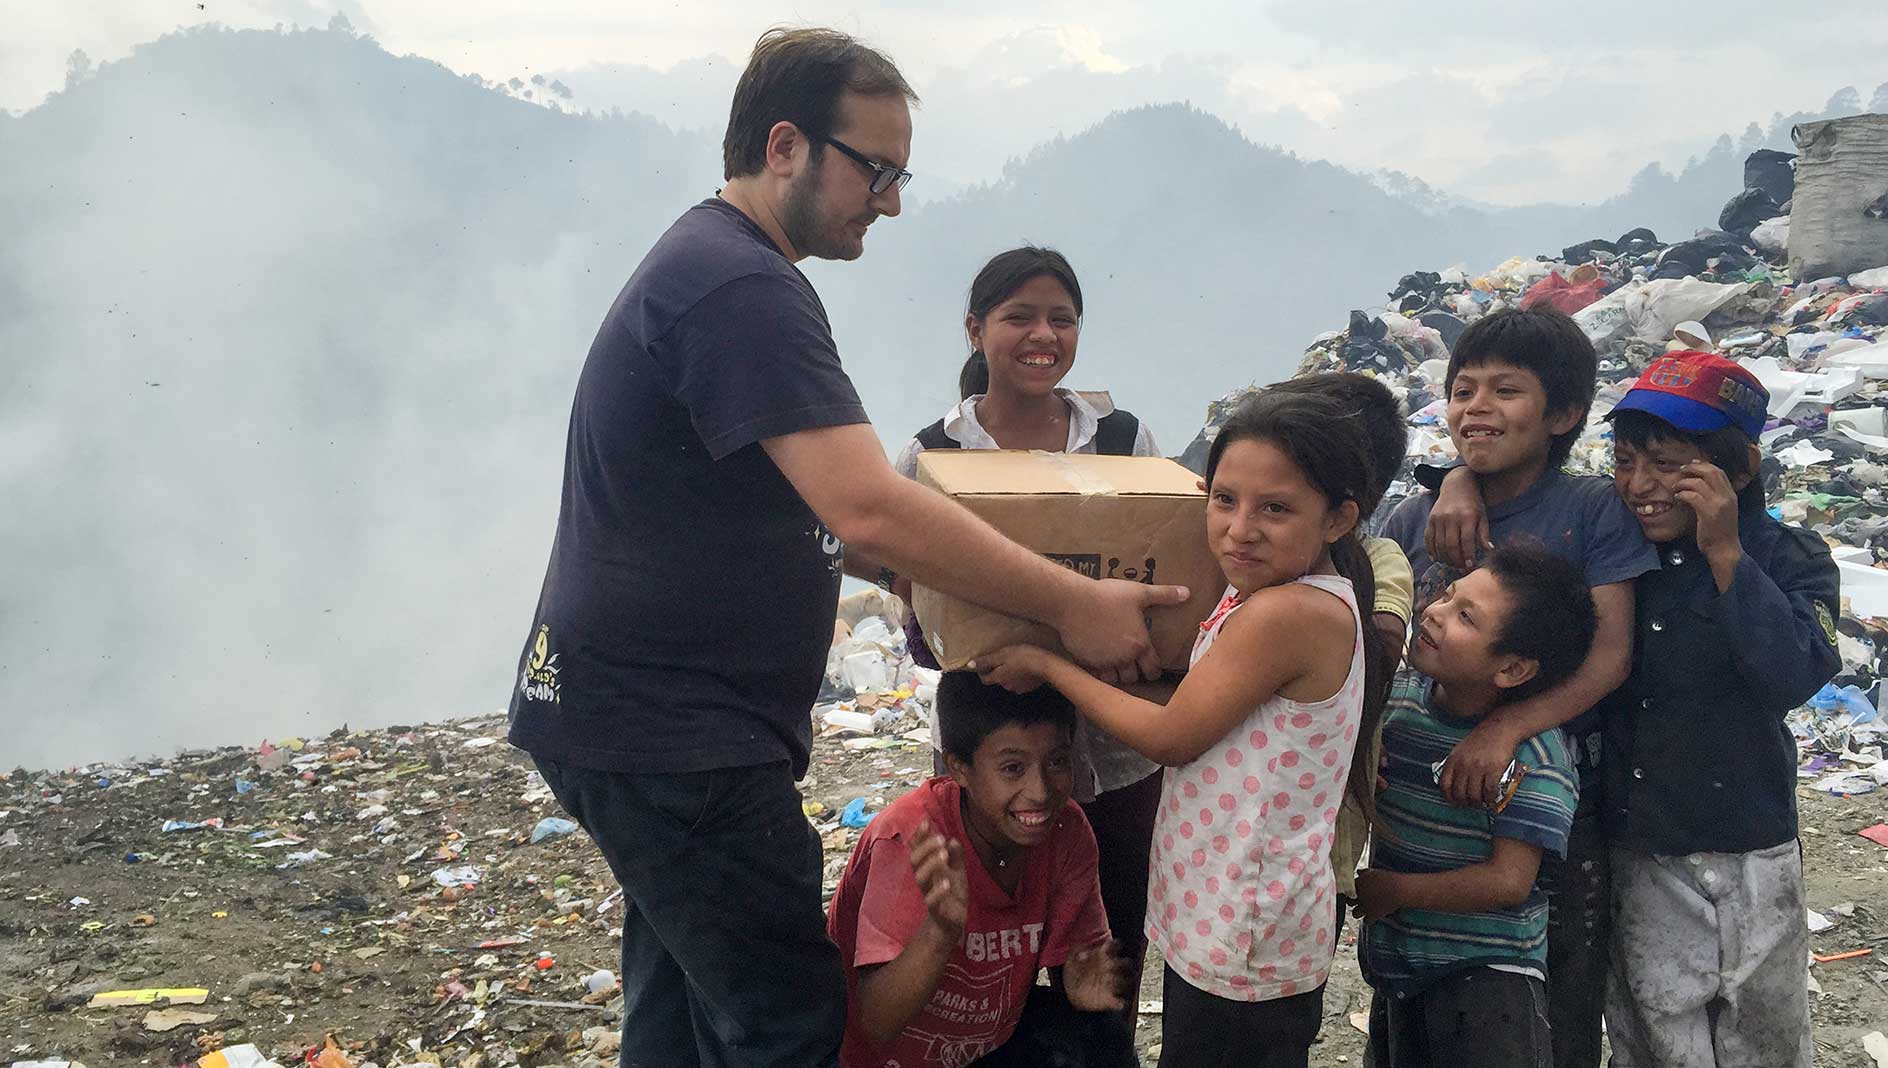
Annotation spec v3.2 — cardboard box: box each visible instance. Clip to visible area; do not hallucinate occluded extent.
[911,450,1226,671]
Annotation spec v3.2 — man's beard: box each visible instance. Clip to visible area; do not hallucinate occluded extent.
[781,152,868,261]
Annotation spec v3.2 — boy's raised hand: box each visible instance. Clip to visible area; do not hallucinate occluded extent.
[1425,466,1491,571]
[1674,460,1741,561]
[908,819,968,941]
[1063,940,1129,1012]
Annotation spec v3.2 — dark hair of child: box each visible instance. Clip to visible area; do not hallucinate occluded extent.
[1264,372,1406,516]
[957,247,1085,399]
[1445,308,1599,471]
[1203,391,1390,820]
[935,670,1078,763]
[1610,409,1764,505]
[1481,542,1599,704]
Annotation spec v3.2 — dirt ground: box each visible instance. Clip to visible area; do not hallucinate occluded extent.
[3,714,1886,1067]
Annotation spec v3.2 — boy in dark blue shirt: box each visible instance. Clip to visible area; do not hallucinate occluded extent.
[1598,351,1838,1068]
[1382,309,1657,1067]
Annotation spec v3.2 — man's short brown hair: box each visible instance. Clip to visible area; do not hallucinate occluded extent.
[722,27,918,180]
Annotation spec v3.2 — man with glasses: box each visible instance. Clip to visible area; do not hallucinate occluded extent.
[506,26,1188,1068]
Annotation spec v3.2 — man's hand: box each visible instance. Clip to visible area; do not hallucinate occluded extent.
[972,645,1055,694]
[1424,466,1490,571]
[908,820,967,942]
[1352,869,1402,923]
[1063,941,1129,1012]
[1056,579,1192,684]
[1437,719,1519,807]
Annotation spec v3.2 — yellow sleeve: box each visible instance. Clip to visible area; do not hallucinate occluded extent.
[1364,536,1413,623]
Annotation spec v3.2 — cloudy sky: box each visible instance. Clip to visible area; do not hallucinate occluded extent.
[8,2,1887,203]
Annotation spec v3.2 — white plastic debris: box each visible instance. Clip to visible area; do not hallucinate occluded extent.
[1775,441,1836,469]
[432,865,482,886]
[1863,1030,1888,1068]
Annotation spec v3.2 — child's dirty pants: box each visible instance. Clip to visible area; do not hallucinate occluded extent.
[1606,841,1812,1068]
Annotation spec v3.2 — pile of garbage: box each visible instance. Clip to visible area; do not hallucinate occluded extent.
[1187,137,1888,801]
[0,701,928,1067]
[817,588,941,755]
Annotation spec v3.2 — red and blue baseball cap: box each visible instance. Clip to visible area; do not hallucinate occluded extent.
[1606,350,1770,440]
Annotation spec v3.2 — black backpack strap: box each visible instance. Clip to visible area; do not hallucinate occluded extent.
[1094,410,1141,456]
[913,418,958,452]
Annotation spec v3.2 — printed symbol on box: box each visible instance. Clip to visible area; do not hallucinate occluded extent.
[1044,553,1102,579]
[1042,554,1159,584]
[1108,556,1157,584]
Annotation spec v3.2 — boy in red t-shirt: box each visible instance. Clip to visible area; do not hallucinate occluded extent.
[828,672,1131,1068]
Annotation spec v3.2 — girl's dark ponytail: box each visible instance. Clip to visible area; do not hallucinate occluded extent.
[1329,532,1390,827]
[959,350,990,400]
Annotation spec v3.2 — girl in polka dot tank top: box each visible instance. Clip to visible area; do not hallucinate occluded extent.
[976,392,1390,1066]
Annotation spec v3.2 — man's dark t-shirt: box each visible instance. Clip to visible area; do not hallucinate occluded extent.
[507,198,869,778]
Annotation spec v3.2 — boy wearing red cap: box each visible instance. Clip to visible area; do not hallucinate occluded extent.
[1599,350,1839,1067]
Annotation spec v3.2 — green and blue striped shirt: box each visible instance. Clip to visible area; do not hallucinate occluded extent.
[1361,671,1578,997]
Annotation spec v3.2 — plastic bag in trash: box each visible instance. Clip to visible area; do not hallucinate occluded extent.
[1807,683,1878,725]
[840,797,877,828]
[530,816,578,843]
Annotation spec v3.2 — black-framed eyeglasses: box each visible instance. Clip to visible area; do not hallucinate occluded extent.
[820,135,912,195]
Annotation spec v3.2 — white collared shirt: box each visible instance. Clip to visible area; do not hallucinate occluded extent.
[895,388,1163,798]
[893,388,1162,479]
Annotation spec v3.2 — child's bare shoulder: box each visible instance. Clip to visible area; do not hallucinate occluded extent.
[1226,581,1353,629]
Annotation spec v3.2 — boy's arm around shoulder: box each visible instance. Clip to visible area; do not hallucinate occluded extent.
[1439,579,1633,805]
[1712,525,1844,713]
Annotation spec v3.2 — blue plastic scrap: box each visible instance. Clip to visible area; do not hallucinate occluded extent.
[840,797,876,829]
[530,816,579,844]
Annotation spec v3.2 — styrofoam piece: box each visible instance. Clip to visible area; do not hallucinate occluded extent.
[1739,355,1863,415]
[1823,341,1888,380]
[1831,545,1874,565]
[1832,408,1888,437]
[1839,558,1888,618]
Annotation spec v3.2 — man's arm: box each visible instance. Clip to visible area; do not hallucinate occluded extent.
[764,423,1189,680]
[1439,580,1633,806]
[1353,837,1543,920]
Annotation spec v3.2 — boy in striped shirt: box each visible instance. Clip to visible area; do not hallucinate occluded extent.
[1355,544,1596,1067]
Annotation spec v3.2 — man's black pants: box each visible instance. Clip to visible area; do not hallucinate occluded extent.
[536,757,846,1068]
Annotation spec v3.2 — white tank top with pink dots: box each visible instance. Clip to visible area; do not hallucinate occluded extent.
[1145,572,1365,1003]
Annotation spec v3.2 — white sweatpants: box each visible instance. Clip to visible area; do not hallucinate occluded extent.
[1606,841,1813,1068]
